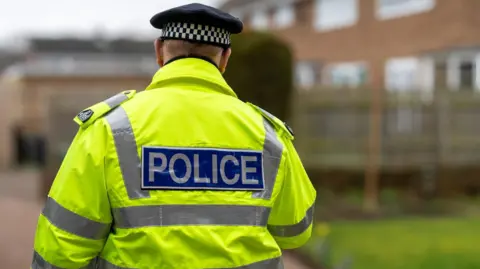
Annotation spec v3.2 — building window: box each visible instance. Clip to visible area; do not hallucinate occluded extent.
[295,62,320,89]
[314,0,358,31]
[445,55,478,91]
[251,9,269,30]
[324,62,368,87]
[385,57,420,91]
[377,0,435,20]
[459,61,474,90]
[273,4,295,29]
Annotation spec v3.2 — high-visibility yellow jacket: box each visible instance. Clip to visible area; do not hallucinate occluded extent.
[32,57,316,269]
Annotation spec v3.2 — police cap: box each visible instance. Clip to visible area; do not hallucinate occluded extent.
[150,3,243,48]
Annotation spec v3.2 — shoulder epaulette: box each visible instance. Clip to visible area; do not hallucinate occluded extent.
[247,102,294,140]
[74,90,137,128]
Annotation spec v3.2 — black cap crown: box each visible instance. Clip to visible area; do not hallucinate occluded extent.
[150,3,243,48]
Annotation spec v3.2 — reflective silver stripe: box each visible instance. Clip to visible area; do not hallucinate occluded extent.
[96,257,283,269]
[42,197,111,240]
[32,251,62,269]
[113,204,270,228]
[253,118,283,200]
[32,251,96,269]
[105,106,150,199]
[267,204,315,237]
[104,92,129,109]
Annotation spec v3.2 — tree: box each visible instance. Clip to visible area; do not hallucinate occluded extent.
[224,32,294,121]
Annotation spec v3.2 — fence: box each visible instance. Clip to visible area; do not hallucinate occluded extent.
[292,88,480,171]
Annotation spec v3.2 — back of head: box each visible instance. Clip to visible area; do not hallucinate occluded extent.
[162,39,224,61]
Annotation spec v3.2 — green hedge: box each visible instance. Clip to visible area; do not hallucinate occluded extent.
[224,32,293,121]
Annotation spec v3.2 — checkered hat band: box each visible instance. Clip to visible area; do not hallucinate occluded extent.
[161,22,231,46]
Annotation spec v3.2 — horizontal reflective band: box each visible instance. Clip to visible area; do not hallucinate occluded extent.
[96,256,283,269]
[113,204,271,228]
[32,251,96,269]
[42,197,111,240]
[267,204,315,237]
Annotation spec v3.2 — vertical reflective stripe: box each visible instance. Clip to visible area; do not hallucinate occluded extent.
[31,251,96,269]
[253,118,283,200]
[95,257,283,269]
[104,93,129,109]
[268,204,315,237]
[105,107,150,199]
[42,197,111,240]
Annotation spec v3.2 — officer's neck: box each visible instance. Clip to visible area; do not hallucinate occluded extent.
[163,55,220,69]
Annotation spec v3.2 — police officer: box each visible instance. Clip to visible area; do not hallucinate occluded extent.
[32,3,316,269]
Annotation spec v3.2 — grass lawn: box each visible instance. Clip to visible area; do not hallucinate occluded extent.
[302,217,480,269]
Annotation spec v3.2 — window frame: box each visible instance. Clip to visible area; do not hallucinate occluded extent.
[384,56,421,92]
[250,5,270,30]
[295,61,320,89]
[313,0,359,32]
[376,0,436,20]
[323,61,368,87]
[445,52,478,91]
[273,3,296,29]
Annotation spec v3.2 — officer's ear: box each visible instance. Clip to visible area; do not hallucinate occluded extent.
[219,48,232,74]
[154,39,165,67]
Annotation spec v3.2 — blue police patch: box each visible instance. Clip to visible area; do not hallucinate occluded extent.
[141,146,265,191]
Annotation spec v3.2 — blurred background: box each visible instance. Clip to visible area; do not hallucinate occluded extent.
[1,0,480,268]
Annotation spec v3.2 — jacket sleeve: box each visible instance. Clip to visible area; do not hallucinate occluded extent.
[32,122,112,268]
[267,138,317,249]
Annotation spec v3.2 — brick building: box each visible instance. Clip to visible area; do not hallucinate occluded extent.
[220,0,480,92]
[0,38,158,170]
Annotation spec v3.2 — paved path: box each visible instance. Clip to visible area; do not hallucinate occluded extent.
[0,170,313,269]
[0,170,41,269]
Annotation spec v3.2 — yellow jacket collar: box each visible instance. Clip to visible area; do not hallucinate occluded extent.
[145,57,238,98]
